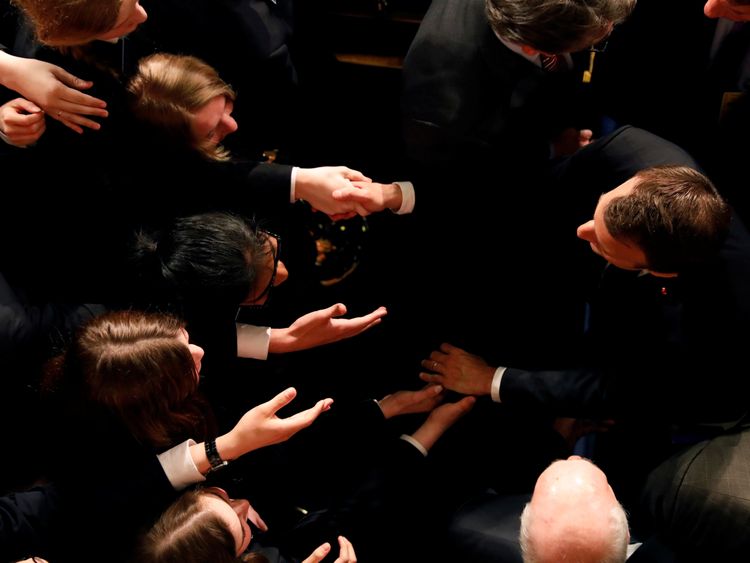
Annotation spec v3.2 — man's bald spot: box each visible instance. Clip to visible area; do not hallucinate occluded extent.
[520,457,629,563]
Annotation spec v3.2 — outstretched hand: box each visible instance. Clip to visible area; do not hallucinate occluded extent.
[419,343,495,396]
[2,54,108,134]
[220,387,333,459]
[409,396,476,452]
[378,384,445,419]
[270,304,387,354]
[303,536,357,563]
[295,166,372,219]
[331,180,403,215]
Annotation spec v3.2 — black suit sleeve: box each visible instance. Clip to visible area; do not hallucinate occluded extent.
[0,485,59,562]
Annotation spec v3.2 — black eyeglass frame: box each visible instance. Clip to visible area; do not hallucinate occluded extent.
[589,38,609,54]
[244,229,281,306]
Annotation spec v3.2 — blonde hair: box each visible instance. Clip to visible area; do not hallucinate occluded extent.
[13,0,121,46]
[127,53,237,161]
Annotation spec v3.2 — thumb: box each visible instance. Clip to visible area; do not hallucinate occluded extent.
[13,98,42,113]
[53,67,93,90]
[328,303,347,317]
[265,387,297,414]
[304,542,331,563]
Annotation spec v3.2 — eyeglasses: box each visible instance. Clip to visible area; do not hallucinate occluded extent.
[582,39,609,83]
[245,229,281,306]
[590,38,609,54]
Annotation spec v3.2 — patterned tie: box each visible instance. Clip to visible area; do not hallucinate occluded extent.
[540,53,560,72]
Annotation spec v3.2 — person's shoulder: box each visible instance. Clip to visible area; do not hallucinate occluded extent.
[407,0,488,60]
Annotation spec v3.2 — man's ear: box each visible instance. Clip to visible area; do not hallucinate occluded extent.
[521,44,540,56]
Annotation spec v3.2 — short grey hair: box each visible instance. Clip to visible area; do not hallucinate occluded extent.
[519,502,630,563]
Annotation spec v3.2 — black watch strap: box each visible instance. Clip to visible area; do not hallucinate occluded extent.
[205,439,228,472]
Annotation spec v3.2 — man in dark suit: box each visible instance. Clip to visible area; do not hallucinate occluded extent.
[639,425,750,561]
[420,126,750,509]
[396,0,636,359]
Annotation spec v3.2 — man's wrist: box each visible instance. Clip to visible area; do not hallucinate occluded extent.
[490,366,507,402]
[383,183,403,211]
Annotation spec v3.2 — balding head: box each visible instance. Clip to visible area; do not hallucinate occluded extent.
[520,456,629,563]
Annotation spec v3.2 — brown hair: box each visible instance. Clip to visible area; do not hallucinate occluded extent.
[139,490,268,563]
[604,166,731,273]
[12,0,121,46]
[47,310,214,449]
[127,53,237,162]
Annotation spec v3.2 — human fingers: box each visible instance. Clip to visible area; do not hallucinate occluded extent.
[419,371,445,386]
[328,211,357,221]
[246,503,269,532]
[52,109,102,132]
[50,65,96,92]
[325,303,347,318]
[352,306,387,324]
[284,398,334,428]
[264,387,298,415]
[302,542,332,563]
[439,342,462,354]
[9,98,42,116]
[340,167,371,182]
[335,536,357,562]
[331,186,372,203]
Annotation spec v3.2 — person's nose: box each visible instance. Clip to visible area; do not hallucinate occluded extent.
[223,114,238,136]
[274,260,289,286]
[134,2,149,24]
[576,220,596,242]
[189,344,205,368]
[704,0,725,18]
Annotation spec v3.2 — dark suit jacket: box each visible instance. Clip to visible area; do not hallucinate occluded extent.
[402,0,585,172]
[398,0,598,357]
[639,427,750,561]
[0,485,60,562]
[499,126,750,426]
[4,21,293,308]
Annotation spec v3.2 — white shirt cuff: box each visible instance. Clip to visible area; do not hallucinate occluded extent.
[290,166,298,202]
[393,181,415,214]
[157,439,206,491]
[491,366,507,403]
[400,434,429,457]
[236,323,271,360]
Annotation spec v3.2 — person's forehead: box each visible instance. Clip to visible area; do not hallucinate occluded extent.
[200,494,242,539]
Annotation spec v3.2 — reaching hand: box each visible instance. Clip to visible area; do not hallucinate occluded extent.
[409,396,476,452]
[269,304,387,354]
[220,387,333,459]
[303,536,357,563]
[551,127,594,158]
[331,180,403,215]
[1,54,108,134]
[295,166,372,218]
[378,384,445,419]
[0,98,46,146]
[419,343,495,396]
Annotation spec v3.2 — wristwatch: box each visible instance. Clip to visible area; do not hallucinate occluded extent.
[205,439,228,473]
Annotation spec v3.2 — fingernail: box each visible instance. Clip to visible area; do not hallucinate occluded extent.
[433,385,443,393]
